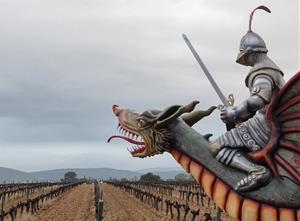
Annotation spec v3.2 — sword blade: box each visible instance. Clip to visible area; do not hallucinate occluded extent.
[183,33,230,107]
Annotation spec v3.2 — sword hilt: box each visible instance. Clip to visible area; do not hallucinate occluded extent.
[217,94,235,110]
[217,93,240,131]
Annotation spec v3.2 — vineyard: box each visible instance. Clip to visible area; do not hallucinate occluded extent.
[0,181,94,221]
[0,180,234,221]
[102,180,234,221]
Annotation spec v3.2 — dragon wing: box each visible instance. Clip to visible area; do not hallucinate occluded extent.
[250,71,300,185]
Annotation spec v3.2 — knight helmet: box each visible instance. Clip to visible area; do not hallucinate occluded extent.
[236,6,271,65]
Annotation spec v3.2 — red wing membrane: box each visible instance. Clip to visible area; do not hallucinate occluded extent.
[250,71,300,184]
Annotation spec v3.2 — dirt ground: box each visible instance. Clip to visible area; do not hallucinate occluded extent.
[2,182,234,221]
[9,183,94,221]
[101,183,171,221]
[101,183,234,221]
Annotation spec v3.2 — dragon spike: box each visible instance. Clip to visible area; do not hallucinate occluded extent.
[249,5,271,32]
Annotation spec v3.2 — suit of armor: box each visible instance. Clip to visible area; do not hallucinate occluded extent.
[218,57,284,153]
[209,6,285,192]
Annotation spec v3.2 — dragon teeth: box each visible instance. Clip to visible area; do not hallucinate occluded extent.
[117,125,144,143]
[129,147,134,153]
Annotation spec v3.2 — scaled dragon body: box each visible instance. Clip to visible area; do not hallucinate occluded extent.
[108,72,300,221]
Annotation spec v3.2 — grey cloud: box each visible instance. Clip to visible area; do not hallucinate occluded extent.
[0,0,298,170]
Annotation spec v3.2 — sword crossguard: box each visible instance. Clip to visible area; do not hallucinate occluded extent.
[218,94,235,110]
[228,94,235,106]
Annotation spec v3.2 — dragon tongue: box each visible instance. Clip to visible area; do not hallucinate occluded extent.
[107,135,145,145]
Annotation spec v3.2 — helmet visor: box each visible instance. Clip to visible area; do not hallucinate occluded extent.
[236,50,248,65]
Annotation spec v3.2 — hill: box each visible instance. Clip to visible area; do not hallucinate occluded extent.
[0,167,184,183]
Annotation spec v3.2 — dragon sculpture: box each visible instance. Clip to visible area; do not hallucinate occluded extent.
[108,72,300,221]
[107,5,300,221]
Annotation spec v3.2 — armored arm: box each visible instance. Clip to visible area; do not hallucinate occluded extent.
[221,75,273,123]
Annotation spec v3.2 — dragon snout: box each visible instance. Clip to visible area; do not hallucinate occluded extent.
[112,105,122,117]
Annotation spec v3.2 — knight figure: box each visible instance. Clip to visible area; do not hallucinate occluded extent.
[209,6,285,192]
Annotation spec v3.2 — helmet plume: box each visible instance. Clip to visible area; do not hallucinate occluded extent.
[249,5,271,32]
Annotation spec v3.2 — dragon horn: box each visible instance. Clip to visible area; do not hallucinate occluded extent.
[249,5,271,32]
[182,106,217,127]
[154,101,199,129]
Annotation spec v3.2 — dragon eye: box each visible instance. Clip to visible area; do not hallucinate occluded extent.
[138,119,146,128]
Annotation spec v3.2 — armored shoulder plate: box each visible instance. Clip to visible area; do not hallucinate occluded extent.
[245,56,284,89]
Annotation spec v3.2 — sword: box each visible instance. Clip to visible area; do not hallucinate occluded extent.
[182,33,230,107]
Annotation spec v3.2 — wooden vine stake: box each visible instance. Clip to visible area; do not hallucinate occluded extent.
[0,195,5,221]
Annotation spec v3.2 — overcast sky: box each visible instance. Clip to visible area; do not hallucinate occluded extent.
[0,0,298,171]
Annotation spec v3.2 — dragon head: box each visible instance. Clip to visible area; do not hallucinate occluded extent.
[108,101,217,158]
